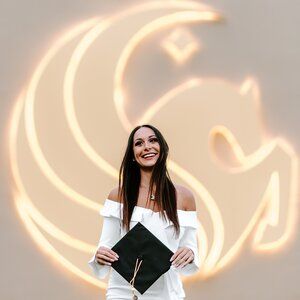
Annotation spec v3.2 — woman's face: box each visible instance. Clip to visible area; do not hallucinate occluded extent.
[133,127,160,168]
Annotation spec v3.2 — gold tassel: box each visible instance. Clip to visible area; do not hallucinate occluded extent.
[129,257,143,300]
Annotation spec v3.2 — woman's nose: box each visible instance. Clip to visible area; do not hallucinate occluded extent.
[144,142,151,149]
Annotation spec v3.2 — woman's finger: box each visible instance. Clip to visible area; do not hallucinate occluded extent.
[96,253,118,263]
[172,248,189,265]
[176,251,194,268]
[107,249,119,258]
[98,247,118,260]
[98,246,119,258]
[170,247,185,262]
[96,258,111,266]
[102,249,118,260]
[96,254,114,265]
[173,251,189,267]
[177,258,192,269]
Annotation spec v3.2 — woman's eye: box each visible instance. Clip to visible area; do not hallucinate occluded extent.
[135,138,157,146]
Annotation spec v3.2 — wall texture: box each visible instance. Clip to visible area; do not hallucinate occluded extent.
[1,1,299,299]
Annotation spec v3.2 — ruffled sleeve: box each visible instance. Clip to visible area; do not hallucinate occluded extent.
[176,210,200,276]
[99,198,123,219]
[88,199,122,279]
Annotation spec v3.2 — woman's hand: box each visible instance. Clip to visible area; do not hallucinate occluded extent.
[170,247,194,268]
[95,246,119,266]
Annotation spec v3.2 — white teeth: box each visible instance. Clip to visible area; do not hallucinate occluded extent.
[143,153,156,158]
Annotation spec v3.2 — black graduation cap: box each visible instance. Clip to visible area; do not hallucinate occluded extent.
[111,222,174,296]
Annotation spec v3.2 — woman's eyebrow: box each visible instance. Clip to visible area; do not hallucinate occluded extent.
[134,135,156,142]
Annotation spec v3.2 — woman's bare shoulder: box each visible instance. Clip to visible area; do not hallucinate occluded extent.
[107,186,123,203]
[174,184,196,211]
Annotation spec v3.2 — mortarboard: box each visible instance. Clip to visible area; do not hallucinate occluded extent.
[111,222,174,298]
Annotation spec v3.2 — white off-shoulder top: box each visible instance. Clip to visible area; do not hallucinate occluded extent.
[88,199,200,300]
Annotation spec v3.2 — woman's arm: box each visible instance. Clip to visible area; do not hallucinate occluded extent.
[174,187,200,276]
[176,226,200,276]
[88,190,122,279]
[88,215,121,279]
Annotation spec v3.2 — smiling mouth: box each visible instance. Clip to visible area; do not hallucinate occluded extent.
[141,153,157,159]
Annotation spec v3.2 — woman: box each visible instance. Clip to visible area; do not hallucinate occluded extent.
[88,124,200,299]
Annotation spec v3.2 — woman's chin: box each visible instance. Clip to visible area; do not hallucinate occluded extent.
[139,161,157,168]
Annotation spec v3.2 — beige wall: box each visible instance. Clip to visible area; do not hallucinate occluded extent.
[1,1,300,299]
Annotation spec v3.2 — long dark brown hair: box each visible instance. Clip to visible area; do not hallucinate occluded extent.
[117,124,179,237]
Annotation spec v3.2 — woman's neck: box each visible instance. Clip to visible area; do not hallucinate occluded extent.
[139,168,153,188]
